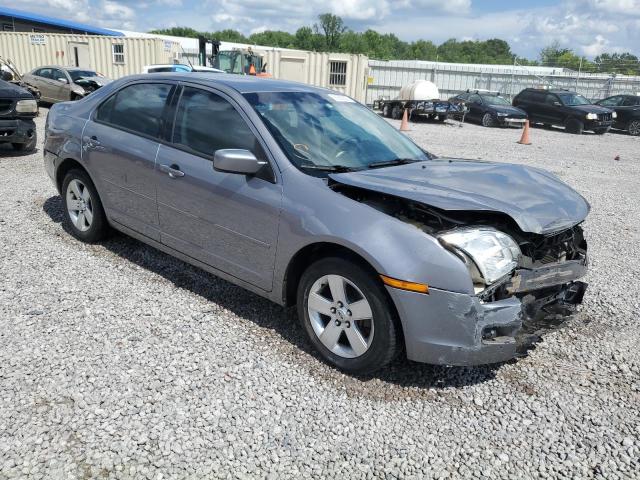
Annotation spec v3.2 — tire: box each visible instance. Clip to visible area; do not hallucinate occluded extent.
[61,169,109,243]
[297,257,401,375]
[391,105,402,120]
[593,127,610,135]
[382,104,391,118]
[627,119,640,136]
[437,114,447,122]
[481,113,496,127]
[12,133,37,153]
[565,118,584,134]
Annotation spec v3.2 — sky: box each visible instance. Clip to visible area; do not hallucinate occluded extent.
[6,0,640,59]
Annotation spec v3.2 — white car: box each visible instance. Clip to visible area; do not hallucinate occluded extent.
[142,64,224,74]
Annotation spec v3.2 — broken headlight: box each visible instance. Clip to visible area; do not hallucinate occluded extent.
[439,227,521,285]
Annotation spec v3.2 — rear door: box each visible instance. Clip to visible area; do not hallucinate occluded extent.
[49,68,70,102]
[541,93,563,124]
[155,84,282,290]
[618,96,640,127]
[467,94,483,121]
[28,68,53,102]
[82,82,175,240]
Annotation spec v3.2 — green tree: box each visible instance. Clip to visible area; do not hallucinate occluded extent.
[248,30,296,48]
[315,13,346,51]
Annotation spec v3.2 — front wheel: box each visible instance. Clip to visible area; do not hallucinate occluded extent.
[627,119,640,136]
[61,169,109,243]
[297,257,400,374]
[565,118,584,134]
[481,113,496,127]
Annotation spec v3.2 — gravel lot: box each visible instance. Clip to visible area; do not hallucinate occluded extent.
[1,109,639,479]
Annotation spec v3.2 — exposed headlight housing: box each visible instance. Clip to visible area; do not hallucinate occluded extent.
[439,228,521,285]
[15,99,38,113]
[612,111,617,118]
[497,112,509,117]
[586,113,598,120]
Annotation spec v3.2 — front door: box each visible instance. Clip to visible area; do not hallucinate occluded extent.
[68,42,91,68]
[82,82,175,240]
[156,85,282,291]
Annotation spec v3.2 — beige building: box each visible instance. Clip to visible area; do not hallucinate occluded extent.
[0,32,182,78]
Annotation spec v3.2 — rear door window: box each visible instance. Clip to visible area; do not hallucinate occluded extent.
[95,83,173,139]
[545,94,559,105]
[171,86,263,159]
[622,96,640,106]
[469,94,482,104]
[599,96,623,107]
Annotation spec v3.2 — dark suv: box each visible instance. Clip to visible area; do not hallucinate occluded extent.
[0,79,38,152]
[513,88,616,134]
[595,94,640,136]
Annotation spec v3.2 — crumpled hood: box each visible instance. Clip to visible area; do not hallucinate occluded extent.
[74,76,111,87]
[330,159,590,235]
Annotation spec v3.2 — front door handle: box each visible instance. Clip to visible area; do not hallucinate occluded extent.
[159,163,185,178]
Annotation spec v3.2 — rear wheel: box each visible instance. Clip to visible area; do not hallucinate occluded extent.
[61,169,109,243]
[297,257,400,374]
[481,113,496,127]
[382,104,391,118]
[565,118,584,134]
[437,114,447,122]
[391,105,402,120]
[627,119,640,136]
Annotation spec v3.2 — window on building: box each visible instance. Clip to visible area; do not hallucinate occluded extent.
[329,61,347,86]
[2,24,14,32]
[112,44,125,64]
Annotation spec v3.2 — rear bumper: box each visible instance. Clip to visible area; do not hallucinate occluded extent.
[389,258,588,366]
[0,118,36,144]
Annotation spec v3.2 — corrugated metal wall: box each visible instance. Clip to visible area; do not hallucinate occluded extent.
[0,32,181,77]
[181,48,369,103]
[368,59,640,103]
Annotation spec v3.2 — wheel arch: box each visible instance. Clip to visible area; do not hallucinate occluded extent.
[55,158,95,193]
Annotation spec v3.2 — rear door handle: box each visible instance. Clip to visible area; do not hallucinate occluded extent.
[159,163,185,178]
[83,135,101,149]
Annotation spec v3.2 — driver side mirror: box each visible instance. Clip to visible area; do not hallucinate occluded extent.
[57,77,68,84]
[553,101,561,106]
[213,149,267,175]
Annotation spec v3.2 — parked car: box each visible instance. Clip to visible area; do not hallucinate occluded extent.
[44,75,589,374]
[449,90,527,127]
[0,56,41,100]
[0,79,37,152]
[595,94,640,136]
[513,88,616,134]
[23,66,111,103]
[142,64,225,74]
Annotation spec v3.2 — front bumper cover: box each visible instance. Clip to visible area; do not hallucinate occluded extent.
[388,257,588,366]
[0,118,36,144]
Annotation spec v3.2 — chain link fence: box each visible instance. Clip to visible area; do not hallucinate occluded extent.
[367,59,640,105]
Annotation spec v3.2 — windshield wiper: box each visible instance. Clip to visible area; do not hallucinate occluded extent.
[299,164,358,172]
[367,158,418,169]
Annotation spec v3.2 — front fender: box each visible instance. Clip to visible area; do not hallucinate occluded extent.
[274,168,474,296]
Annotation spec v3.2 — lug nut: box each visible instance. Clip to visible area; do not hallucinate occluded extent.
[330,307,336,313]
[337,301,343,308]
[334,319,341,327]
[345,321,351,328]
[347,310,352,316]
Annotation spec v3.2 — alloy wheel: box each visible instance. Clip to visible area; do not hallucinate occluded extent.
[307,274,374,359]
[66,179,93,232]
[629,120,640,136]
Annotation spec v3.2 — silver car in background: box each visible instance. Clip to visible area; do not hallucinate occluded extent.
[43,74,589,374]
[23,66,110,103]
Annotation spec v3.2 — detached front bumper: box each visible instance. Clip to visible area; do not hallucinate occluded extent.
[0,118,36,144]
[388,257,588,366]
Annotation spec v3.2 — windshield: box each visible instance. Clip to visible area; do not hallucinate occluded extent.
[482,95,510,106]
[69,70,98,81]
[244,91,429,175]
[557,93,591,106]
[213,52,244,74]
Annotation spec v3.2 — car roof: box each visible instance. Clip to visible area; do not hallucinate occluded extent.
[122,73,332,95]
[36,65,94,71]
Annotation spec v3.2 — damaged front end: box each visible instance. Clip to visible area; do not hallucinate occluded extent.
[332,182,589,365]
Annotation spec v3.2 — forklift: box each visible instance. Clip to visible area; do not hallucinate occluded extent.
[198,36,270,77]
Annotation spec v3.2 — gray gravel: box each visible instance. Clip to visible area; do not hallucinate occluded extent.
[1,110,639,479]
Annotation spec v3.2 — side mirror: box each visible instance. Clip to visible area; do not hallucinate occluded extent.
[57,77,68,83]
[213,149,266,175]
[553,101,561,106]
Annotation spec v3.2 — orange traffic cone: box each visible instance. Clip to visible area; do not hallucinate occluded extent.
[518,120,532,145]
[399,108,410,132]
